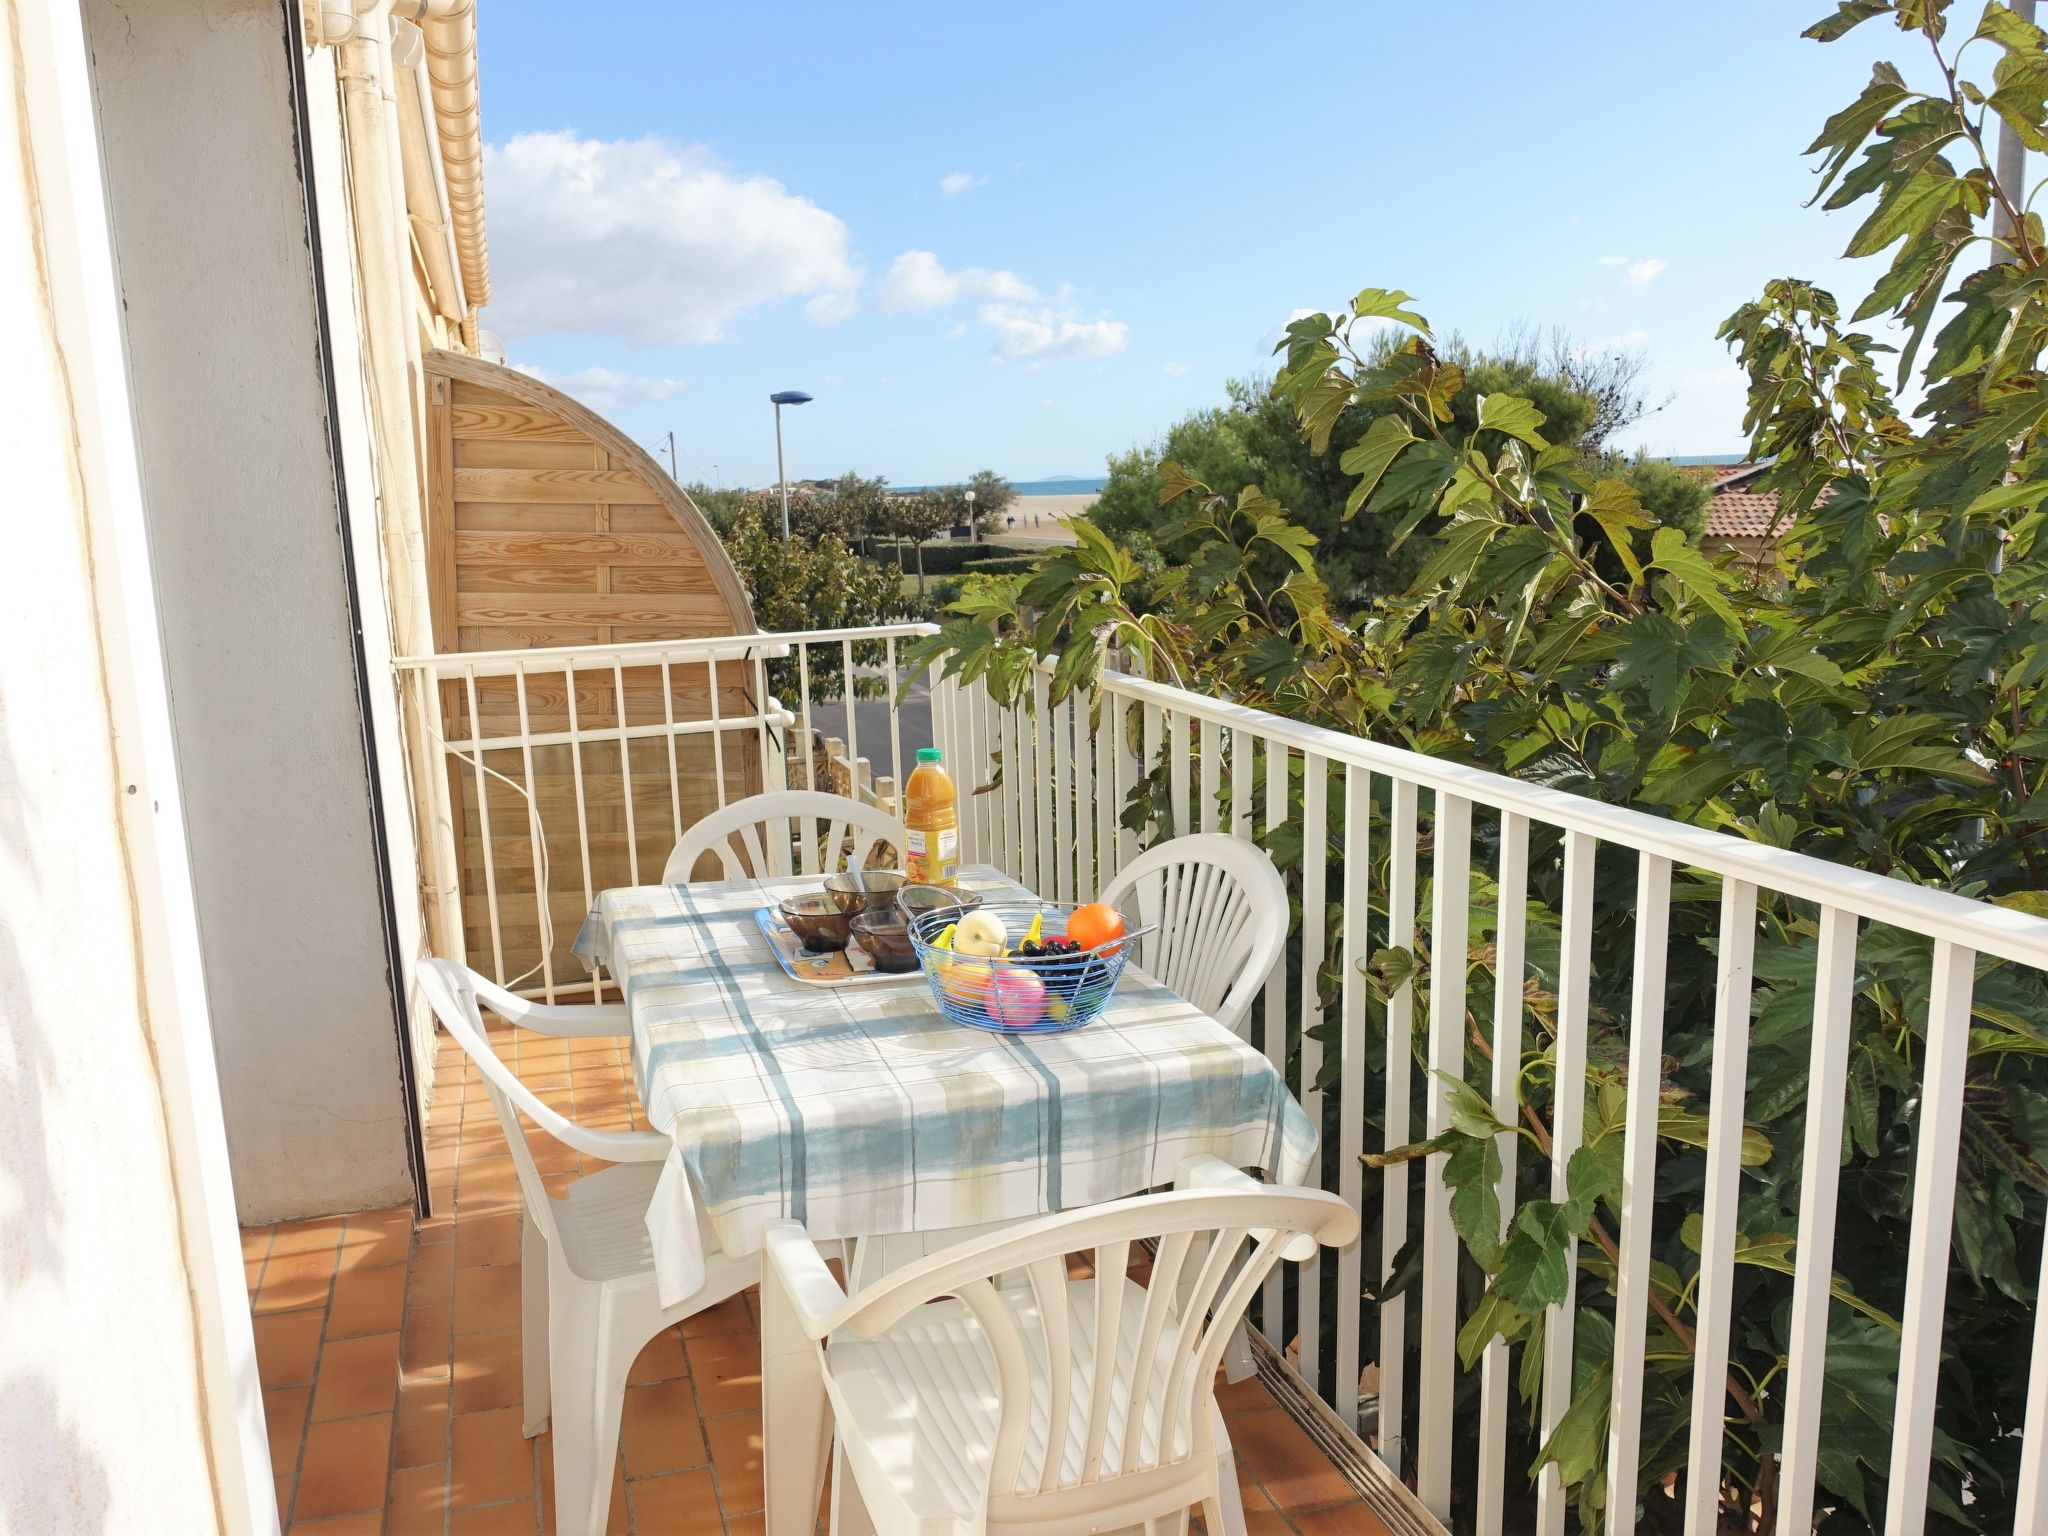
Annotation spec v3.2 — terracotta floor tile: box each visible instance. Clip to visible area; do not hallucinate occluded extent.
[679,1294,752,1340]
[255,1310,326,1389]
[275,1477,291,1525]
[243,1225,275,1263]
[619,1378,706,1475]
[455,1210,521,1270]
[449,1406,535,1509]
[408,1240,456,1310]
[1292,1499,1396,1535]
[255,1246,339,1315]
[725,1515,767,1536]
[453,1262,522,1335]
[536,1434,627,1536]
[684,1332,760,1417]
[705,1411,764,1515]
[628,1466,723,1535]
[311,1332,401,1423]
[263,1385,311,1476]
[339,1207,413,1270]
[457,1158,521,1214]
[1228,1409,1359,1513]
[404,1303,456,1377]
[449,1498,534,1534]
[451,1328,525,1416]
[270,1216,347,1259]
[383,1462,446,1534]
[288,1513,381,1534]
[293,1413,393,1522]
[1215,1369,1277,1417]
[393,1370,452,1469]
[418,1203,457,1246]
[626,1327,688,1386]
[326,1263,407,1340]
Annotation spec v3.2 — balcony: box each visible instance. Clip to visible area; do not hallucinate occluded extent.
[378,619,2048,1533]
[247,1014,1399,1533]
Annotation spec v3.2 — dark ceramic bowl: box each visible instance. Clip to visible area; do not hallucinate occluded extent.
[894,884,985,923]
[851,909,919,973]
[779,891,853,952]
[823,868,907,916]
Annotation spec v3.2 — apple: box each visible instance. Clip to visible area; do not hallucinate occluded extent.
[955,910,1008,954]
[988,966,1048,1028]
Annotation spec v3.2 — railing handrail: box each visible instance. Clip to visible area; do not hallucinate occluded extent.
[1080,661,2048,971]
[392,620,940,676]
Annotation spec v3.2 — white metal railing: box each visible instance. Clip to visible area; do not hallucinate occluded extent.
[391,622,2048,1532]
[923,655,2048,1536]
[393,623,939,1000]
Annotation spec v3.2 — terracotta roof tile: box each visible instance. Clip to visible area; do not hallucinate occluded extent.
[1706,490,1782,539]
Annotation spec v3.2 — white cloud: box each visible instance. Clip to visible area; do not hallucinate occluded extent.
[1598,255,1629,267]
[980,303,1128,363]
[485,131,861,345]
[1162,360,1193,377]
[1599,329,1651,348]
[938,170,988,197]
[1625,258,1668,287]
[874,250,1038,312]
[874,250,1125,363]
[512,362,685,410]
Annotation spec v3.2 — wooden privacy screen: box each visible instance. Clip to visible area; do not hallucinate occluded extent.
[423,350,763,985]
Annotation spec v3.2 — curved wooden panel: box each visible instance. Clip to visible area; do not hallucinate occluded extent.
[423,351,760,976]
[424,349,754,651]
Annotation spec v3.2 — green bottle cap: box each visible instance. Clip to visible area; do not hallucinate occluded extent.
[917,747,943,763]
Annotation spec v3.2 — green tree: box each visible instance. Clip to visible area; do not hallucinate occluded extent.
[722,505,914,696]
[915,4,2048,1527]
[883,493,957,598]
[967,469,1016,534]
[1093,348,1681,607]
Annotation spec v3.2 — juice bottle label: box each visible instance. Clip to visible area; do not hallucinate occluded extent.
[905,826,959,884]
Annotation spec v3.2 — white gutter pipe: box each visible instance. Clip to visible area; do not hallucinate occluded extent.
[392,20,466,325]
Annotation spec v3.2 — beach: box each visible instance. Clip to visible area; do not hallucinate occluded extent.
[994,491,1095,545]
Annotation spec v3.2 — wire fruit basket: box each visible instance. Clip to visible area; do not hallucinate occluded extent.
[906,900,1139,1035]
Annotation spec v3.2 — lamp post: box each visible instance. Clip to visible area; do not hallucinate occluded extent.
[964,487,976,545]
[769,390,813,542]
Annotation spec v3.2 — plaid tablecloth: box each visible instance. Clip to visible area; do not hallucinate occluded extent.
[574,865,1318,1304]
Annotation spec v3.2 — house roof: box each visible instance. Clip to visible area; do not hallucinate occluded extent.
[1706,489,1784,540]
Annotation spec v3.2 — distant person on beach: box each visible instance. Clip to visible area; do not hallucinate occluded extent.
[1007,515,1015,530]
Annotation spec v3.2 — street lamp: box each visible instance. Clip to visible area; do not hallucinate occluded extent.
[964,487,977,545]
[769,390,813,542]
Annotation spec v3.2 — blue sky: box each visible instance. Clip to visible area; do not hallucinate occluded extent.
[479,2,1912,487]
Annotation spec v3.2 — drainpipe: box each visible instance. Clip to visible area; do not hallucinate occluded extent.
[307,0,469,1138]
[392,20,466,329]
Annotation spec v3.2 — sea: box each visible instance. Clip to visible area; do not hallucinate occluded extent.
[896,476,1109,498]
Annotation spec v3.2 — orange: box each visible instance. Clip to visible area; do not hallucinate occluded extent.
[1068,902,1126,954]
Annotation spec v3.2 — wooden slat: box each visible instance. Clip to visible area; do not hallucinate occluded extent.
[455,564,602,593]
[453,467,648,503]
[453,594,735,628]
[605,565,722,594]
[448,401,588,441]
[453,437,600,469]
[454,530,708,563]
[454,503,596,532]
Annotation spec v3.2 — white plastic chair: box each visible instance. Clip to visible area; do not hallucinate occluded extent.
[1099,833,1289,1039]
[419,959,753,1536]
[760,1158,1357,1536]
[660,789,908,885]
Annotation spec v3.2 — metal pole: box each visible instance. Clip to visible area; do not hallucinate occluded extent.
[1996,0,2037,247]
[775,403,791,542]
[666,430,678,482]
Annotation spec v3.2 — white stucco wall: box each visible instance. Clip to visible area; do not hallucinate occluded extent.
[2,0,274,1527]
[82,0,416,1220]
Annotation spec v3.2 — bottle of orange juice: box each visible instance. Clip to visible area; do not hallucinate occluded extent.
[903,747,961,886]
